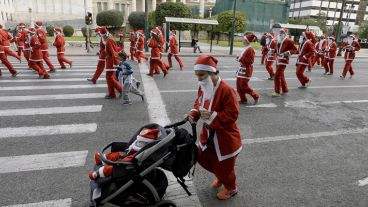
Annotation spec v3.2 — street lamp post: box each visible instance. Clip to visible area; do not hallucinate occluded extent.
[144,0,149,52]
[28,8,32,26]
[229,0,237,55]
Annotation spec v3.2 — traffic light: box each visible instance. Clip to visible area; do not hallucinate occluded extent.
[85,12,93,25]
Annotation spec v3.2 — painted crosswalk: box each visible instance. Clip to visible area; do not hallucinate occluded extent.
[0,84,106,91]
[3,198,72,207]
[0,93,105,102]
[0,105,102,116]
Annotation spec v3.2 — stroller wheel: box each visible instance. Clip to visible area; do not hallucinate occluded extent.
[153,200,177,207]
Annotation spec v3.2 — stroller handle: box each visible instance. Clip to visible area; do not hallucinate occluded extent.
[99,143,134,166]
[164,116,197,141]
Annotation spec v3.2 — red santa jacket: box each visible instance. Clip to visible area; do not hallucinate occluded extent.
[98,40,106,61]
[159,34,165,53]
[53,34,66,53]
[36,29,48,51]
[0,29,11,47]
[104,37,119,71]
[0,34,5,53]
[29,35,43,61]
[276,37,297,65]
[135,36,145,53]
[266,39,278,61]
[189,79,242,161]
[237,46,255,78]
[168,36,179,55]
[344,40,361,60]
[148,37,161,59]
[262,44,268,55]
[315,39,327,55]
[325,41,337,59]
[296,40,316,65]
[11,32,24,47]
[129,36,136,48]
[19,30,30,50]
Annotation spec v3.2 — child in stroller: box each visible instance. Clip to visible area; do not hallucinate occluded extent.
[89,118,198,207]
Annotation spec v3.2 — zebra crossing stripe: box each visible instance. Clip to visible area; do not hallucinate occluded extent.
[0,78,104,83]
[0,123,97,139]
[0,84,106,91]
[0,93,105,102]
[0,105,102,117]
[0,151,88,174]
[3,198,72,207]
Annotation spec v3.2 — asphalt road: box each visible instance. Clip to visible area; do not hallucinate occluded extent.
[0,54,368,207]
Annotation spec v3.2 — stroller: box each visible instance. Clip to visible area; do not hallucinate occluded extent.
[89,118,198,207]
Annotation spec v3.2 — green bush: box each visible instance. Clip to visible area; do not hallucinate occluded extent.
[81,27,92,37]
[46,25,54,37]
[155,2,192,31]
[62,25,74,37]
[96,9,124,28]
[128,12,145,30]
[217,10,247,33]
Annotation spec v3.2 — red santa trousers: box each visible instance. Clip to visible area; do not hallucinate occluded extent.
[42,51,55,71]
[106,71,122,98]
[130,47,135,60]
[265,60,275,78]
[323,58,334,74]
[342,60,354,77]
[261,53,266,65]
[236,78,260,103]
[92,60,105,82]
[198,147,237,190]
[57,53,72,68]
[23,50,32,68]
[17,47,23,57]
[274,65,288,94]
[30,61,50,78]
[168,53,184,69]
[135,52,147,64]
[307,57,313,71]
[296,64,310,86]
[4,47,20,60]
[149,59,168,76]
[0,53,17,75]
[313,54,324,66]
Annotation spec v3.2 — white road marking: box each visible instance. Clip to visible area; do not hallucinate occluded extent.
[3,198,72,207]
[0,105,102,117]
[14,73,104,77]
[15,69,96,72]
[0,93,105,102]
[0,123,97,139]
[0,84,106,91]
[138,61,201,206]
[0,78,105,83]
[324,100,368,105]
[243,127,368,144]
[246,103,277,108]
[0,151,88,174]
[358,177,368,186]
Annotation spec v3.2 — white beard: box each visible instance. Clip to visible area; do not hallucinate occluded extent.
[199,76,214,101]
[348,38,353,45]
[101,37,107,45]
[266,39,270,45]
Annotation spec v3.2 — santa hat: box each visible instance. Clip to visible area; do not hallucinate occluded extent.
[136,30,144,36]
[244,33,257,43]
[28,27,36,34]
[129,29,135,34]
[94,27,100,33]
[99,27,108,36]
[170,30,176,35]
[263,32,267,36]
[118,32,124,37]
[194,55,218,73]
[303,31,315,41]
[151,28,159,35]
[279,28,288,34]
[136,128,160,143]
[18,22,26,28]
[34,21,42,28]
[328,35,336,41]
[156,26,163,32]
[267,32,275,38]
[54,27,62,33]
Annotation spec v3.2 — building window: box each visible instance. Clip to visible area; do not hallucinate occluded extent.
[97,2,102,12]
[103,2,108,10]
[121,4,125,12]
[115,3,120,10]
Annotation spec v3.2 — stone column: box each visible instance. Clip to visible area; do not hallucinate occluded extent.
[131,0,136,12]
[108,0,114,10]
[152,0,156,10]
[199,0,205,17]
[141,0,145,12]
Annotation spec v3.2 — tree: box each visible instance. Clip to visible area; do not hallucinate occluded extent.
[155,2,192,30]
[358,20,368,39]
[62,25,74,37]
[217,10,247,45]
[288,14,332,34]
[46,25,54,37]
[148,11,157,29]
[128,12,145,30]
[96,9,124,28]
[200,15,221,43]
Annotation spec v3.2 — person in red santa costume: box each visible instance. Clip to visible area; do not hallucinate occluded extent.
[10,22,26,58]
[88,128,160,180]
[272,28,297,97]
[34,21,56,72]
[295,31,316,88]
[0,24,21,62]
[265,32,277,80]
[87,27,105,84]
[116,32,125,53]
[156,26,170,71]
[261,32,268,65]
[236,32,260,105]
[323,35,337,75]
[147,28,168,77]
[313,34,327,69]
[0,31,18,77]
[134,30,148,64]
[20,27,31,69]
[341,34,361,79]
[184,55,242,200]
[52,27,72,69]
[128,30,136,60]
[168,30,184,70]
[99,27,122,99]
[28,27,50,79]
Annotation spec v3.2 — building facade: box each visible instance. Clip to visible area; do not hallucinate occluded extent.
[0,0,15,26]
[289,0,367,28]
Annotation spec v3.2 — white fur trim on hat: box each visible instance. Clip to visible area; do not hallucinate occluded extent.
[194,64,217,73]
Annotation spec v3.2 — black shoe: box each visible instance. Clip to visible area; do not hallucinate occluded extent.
[104,95,115,99]
[136,81,141,89]
[140,94,145,101]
